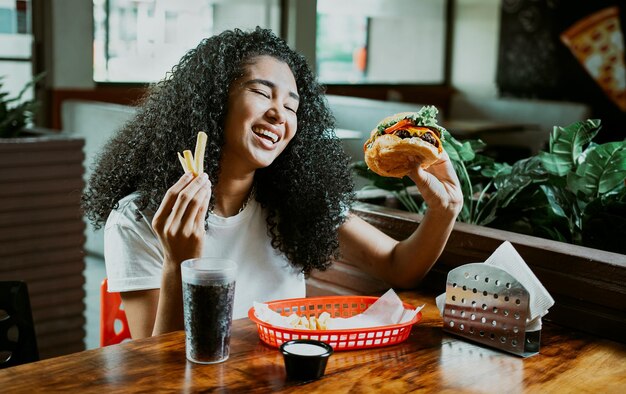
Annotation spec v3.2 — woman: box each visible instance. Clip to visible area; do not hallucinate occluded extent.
[82,28,462,339]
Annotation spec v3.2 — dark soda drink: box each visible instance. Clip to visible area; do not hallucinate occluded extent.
[181,258,237,364]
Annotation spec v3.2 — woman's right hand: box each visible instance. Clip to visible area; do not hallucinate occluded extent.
[151,172,212,266]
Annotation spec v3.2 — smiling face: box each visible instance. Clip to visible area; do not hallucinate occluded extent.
[221,55,299,174]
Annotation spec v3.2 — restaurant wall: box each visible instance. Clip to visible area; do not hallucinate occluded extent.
[48,0,93,89]
[366,1,446,84]
[450,0,501,99]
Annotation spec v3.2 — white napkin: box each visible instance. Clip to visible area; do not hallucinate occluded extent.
[437,241,554,331]
[254,302,300,328]
[486,241,554,330]
[254,289,423,330]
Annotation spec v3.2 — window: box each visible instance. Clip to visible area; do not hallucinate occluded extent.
[316,0,448,84]
[0,0,33,101]
[93,0,281,83]
[317,12,368,83]
[94,0,448,85]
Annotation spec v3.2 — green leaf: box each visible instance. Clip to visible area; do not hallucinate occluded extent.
[581,189,626,253]
[488,186,572,241]
[568,141,626,197]
[393,189,422,213]
[376,105,444,134]
[539,185,568,219]
[5,72,46,104]
[441,130,476,162]
[540,119,601,176]
[539,184,582,237]
[441,131,480,221]
[479,159,510,179]
[493,156,548,207]
[467,139,487,153]
[450,159,472,200]
[0,72,45,138]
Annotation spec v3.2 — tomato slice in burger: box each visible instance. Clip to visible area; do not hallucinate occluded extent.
[383,119,412,134]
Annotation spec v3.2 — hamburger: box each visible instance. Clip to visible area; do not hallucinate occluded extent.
[363,106,445,178]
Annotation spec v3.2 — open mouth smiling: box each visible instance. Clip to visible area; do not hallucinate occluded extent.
[252,126,279,144]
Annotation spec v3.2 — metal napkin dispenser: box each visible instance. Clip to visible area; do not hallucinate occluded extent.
[442,263,540,357]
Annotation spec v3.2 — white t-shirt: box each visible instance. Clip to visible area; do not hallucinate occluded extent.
[104,193,305,319]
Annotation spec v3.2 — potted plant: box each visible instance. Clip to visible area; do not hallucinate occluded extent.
[0,75,87,359]
[352,119,626,254]
[0,75,42,138]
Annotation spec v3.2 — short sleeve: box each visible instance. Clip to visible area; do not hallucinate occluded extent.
[104,197,164,292]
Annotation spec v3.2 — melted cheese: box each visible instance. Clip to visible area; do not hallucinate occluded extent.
[398,127,443,153]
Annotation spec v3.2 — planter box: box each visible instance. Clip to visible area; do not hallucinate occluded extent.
[307,202,626,343]
[0,129,86,359]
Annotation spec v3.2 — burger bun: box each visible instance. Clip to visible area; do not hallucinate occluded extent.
[365,133,440,178]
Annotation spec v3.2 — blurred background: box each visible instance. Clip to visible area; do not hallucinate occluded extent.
[1,0,623,134]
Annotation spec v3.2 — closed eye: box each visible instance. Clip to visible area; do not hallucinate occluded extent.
[285,105,297,114]
[252,89,270,99]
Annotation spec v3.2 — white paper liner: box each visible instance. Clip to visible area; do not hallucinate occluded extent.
[254,289,423,330]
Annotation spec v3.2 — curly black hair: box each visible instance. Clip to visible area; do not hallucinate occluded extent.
[82,27,355,275]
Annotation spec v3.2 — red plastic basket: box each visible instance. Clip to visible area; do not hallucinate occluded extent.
[247,295,422,351]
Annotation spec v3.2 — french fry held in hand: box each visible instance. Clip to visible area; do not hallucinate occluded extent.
[177,131,207,176]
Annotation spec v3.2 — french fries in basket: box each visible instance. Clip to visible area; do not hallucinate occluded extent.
[290,311,331,330]
[177,131,207,176]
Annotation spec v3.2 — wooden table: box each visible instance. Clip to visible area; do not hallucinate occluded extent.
[1,291,625,393]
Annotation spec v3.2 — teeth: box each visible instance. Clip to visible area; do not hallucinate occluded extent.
[253,127,279,143]
[261,130,278,143]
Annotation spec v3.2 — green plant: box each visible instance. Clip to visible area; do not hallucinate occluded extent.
[0,74,44,138]
[352,119,626,254]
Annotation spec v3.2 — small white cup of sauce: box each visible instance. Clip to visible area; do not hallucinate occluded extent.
[279,339,333,381]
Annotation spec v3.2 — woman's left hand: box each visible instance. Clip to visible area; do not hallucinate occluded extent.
[407,151,463,215]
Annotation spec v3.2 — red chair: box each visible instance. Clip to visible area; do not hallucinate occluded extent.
[100,278,131,347]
